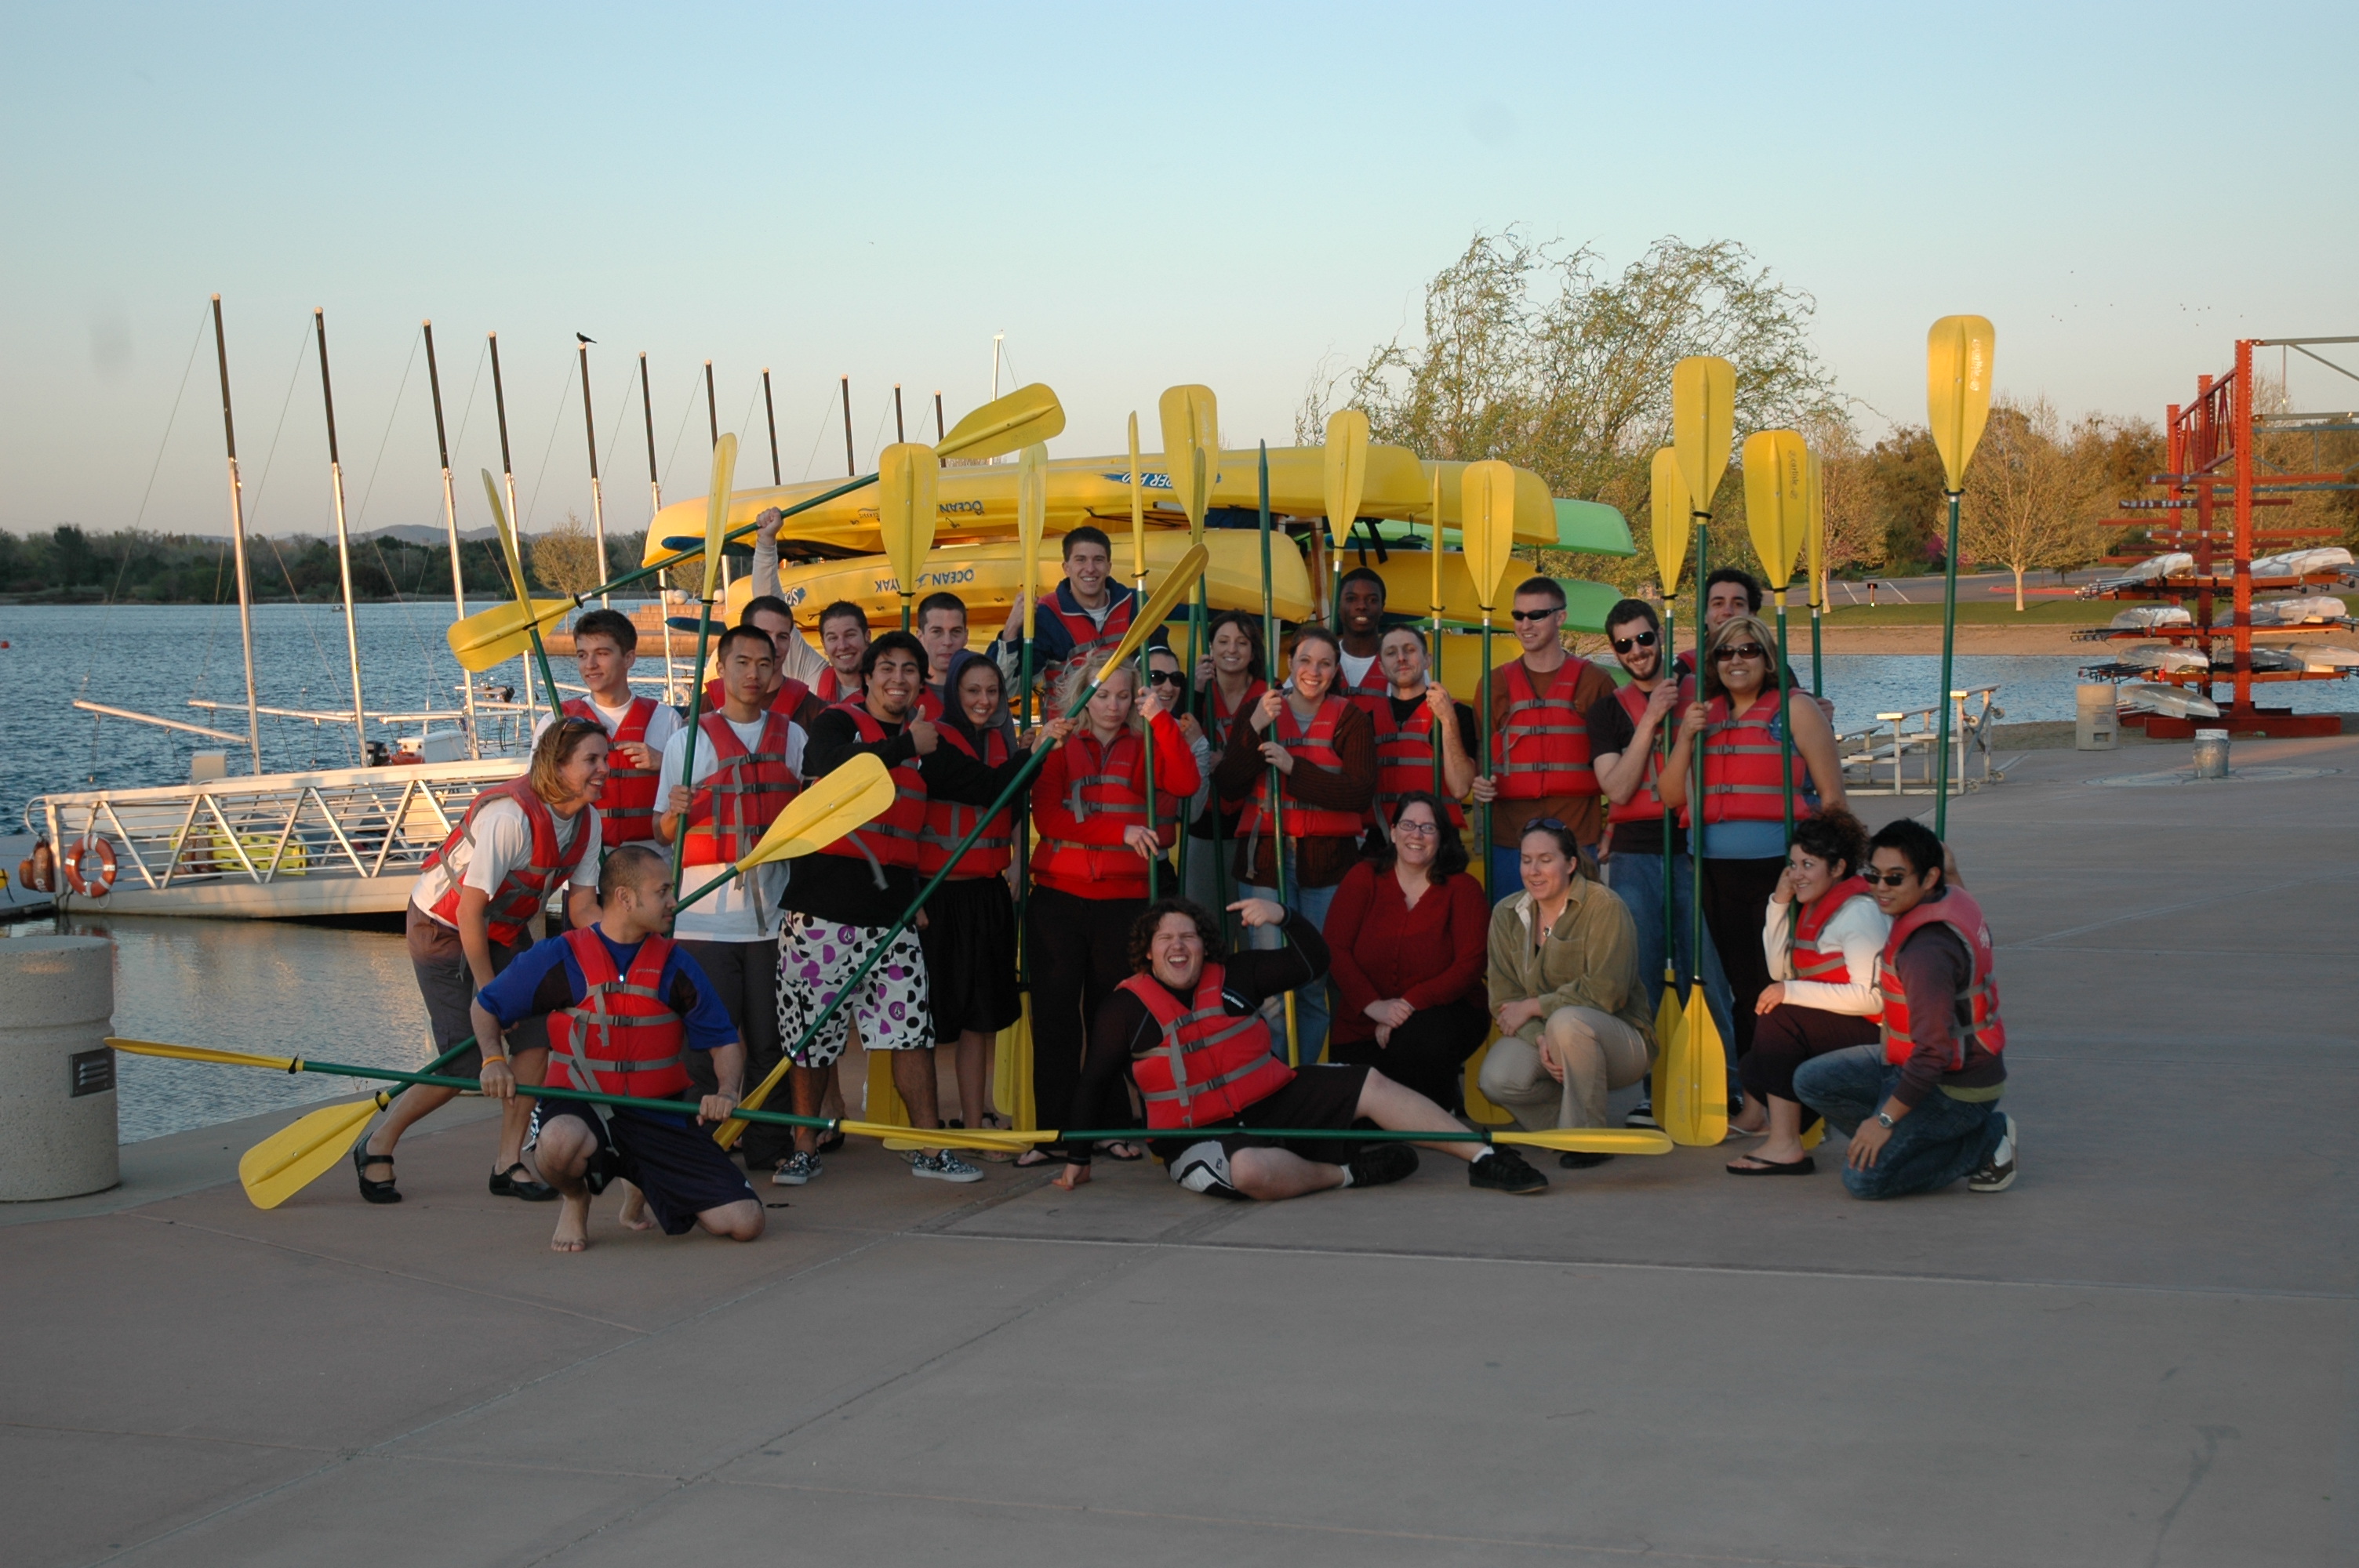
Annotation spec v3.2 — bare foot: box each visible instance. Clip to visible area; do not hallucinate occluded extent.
[616,1181,653,1232]
[551,1194,591,1253]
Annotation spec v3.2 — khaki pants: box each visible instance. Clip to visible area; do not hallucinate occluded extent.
[1478,1007,1653,1131]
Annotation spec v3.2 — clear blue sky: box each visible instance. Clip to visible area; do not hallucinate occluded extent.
[3,1,2352,544]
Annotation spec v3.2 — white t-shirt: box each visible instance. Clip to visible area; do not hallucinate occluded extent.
[532,694,683,756]
[409,795,600,924]
[1339,651,1380,692]
[657,713,807,942]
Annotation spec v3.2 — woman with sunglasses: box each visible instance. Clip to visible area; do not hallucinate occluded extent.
[1727,807,1888,1173]
[1183,611,1267,916]
[1659,615,1846,1123]
[1321,793,1491,1112]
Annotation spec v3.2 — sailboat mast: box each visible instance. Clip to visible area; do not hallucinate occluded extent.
[579,339,609,607]
[209,295,264,773]
[704,361,725,593]
[840,376,854,477]
[894,383,905,443]
[762,368,780,484]
[641,351,674,703]
[312,308,368,755]
[933,390,944,441]
[486,331,535,721]
[420,321,480,756]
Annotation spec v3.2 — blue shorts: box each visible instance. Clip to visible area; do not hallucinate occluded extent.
[531,1102,755,1235]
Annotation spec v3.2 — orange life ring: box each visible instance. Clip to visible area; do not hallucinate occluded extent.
[62,836,118,898]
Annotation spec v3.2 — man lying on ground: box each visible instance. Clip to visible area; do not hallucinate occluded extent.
[1052,895,1550,1200]
[471,843,764,1252]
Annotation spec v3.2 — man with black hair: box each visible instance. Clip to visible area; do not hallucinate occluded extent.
[474,842,761,1253]
[541,607,678,849]
[1587,597,1736,1128]
[1470,575,1616,898]
[707,593,829,731]
[777,630,1039,1184]
[812,601,871,705]
[1794,818,2015,1198]
[912,590,966,724]
[1333,567,1392,722]
[995,524,1163,689]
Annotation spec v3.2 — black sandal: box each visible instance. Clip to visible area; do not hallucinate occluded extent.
[1012,1147,1060,1168]
[353,1140,401,1204]
[489,1162,558,1202]
[1726,1153,1816,1176]
[816,1129,845,1155]
[1101,1141,1146,1163]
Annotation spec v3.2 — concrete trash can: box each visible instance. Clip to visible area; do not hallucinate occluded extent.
[2192,728,2230,779]
[2075,684,2118,751]
[0,935,118,1200]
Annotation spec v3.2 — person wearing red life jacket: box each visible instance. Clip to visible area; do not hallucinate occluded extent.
[1586,597,1735,1132]
[1332,567,1393,724]
[809,601,871,707]
[1047,895,1549,1200]
[1794,818,2016,1198]
[656,625,805,1181]
[915,650,1027,1157]
[1659,615,1846,1084]
[1180,610,1267,917]
[1727,808,1890,1175]
[1469,577,1618,900]
[701,594,830,732]
[470,844,761,1253]
[1024,651,1201,1166]
[356,720,608,1207]
[1366,624,1478,845]
[993,525,1165,696]
[540,607,678,852]
[1213,625,1377,1066]
[776,632,1036,1185]
[749,505,868,702]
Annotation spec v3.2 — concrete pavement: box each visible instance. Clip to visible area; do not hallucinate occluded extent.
[2,728,2353,1567]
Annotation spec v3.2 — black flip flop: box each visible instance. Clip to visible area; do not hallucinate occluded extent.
[816,1129,846,1155]
[1100,1142,1146,1162]
[1726,1153,1816,1176]
[490,1162,558,1202]
[352,1141,400,1204]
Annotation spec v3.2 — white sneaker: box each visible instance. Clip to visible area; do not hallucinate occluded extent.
[772,1152,822,1186]
[1968,1113,2018,1192]
[909,1149,984,1184]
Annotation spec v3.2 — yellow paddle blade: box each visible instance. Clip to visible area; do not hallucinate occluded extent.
[862,1050,911,1132]
[994,997,1038,1128]
[1016,442,1048,637]
[445,597,574,672]
[238,1094,384,1210]
[1804,448,1826,608]
[1158,383,1218,531]
[710,1047,790,1150]
[1654,975,1685,1063]
[845,1118,1045,1154]
[700,433,739,601]
[940,382,1064,463]
[1649,448,1691,592]
[1496,1127,1674,1156]
[1321,408,1370,553]
[110,1036,297,1072]
[1459,459,1518,612]
[876,442,940,595]
[732,753,896,869]
[1670,356,1736,514]
[1742,430,1808,592]
[1926,315,1996,492]
[1800,1118,1826,1152]
[1657,991,1729,1147]
[1090,543,1208,683]
[1126,412,1147,580]
[480,470,532,605]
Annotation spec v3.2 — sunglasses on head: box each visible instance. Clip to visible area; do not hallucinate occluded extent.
[1710,642,1768,662]
[1611,630,1659,653]
[1510,608,1561,623]
[1863,868,1916,887]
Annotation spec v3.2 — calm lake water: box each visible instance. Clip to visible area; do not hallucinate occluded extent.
[0,602,2347,1142]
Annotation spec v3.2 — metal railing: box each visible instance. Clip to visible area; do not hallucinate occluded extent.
[1837,685,2005,797]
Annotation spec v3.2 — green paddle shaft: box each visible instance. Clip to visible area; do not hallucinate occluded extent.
[1478,612,1493,893]
[1933,490,1961,837]
[263,1057,836,1132]
[1810,597,1823,696]
[667,606,720,901]
[1257,444,1289,917]
[1690,516,1708,996]
[1778,599,1794,842]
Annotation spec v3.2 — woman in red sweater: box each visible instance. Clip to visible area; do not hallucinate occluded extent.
[1321,792,1491,1112]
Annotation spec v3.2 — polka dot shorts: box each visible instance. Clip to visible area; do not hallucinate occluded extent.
[777,914,934,1066]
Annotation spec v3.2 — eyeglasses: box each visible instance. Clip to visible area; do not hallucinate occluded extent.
[1145,669,1184,687]
[1391,820,1441,837]
[1610,630,1659,653]
[1863,869,1915,887]
[1710,642,1768,662]
[1510,608,1562,622]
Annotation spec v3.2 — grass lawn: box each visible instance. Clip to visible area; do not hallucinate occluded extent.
[1822,600,2120,626]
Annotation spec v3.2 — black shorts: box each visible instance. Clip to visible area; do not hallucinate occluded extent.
[529,1102,756,1235]
[1149,1062,1372,1197]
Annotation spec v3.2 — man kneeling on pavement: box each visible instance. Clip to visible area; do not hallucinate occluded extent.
[471,843,765,1252]
[1051,895,1552,1200]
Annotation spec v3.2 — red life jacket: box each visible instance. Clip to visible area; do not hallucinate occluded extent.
[1790,879,1870,984]
[1877,887,2006,1070]
[813,702,929,879]
[1603,677,1692,827]
[704,673,813,723]
[916,724,1015,878]
[1369,695,1466,829]
[814,666,860,706]
[1700,692,1812,825]
[562,696,661,845]
[1335,649,1390,728]
[1203,678,1268,752]
[1034,725,1183,897]
[1043,583,1133,672]
[1490,659,1599,800]
[545,927,692,1100]
[1239,695,1365,841]
[420,779,593,947]
[1119,962,1296,1130]
[682,711,800,867]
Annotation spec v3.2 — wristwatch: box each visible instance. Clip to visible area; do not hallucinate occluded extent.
[1874,1110,1896,1130]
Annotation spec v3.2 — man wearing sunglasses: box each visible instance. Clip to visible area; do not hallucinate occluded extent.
[1586,598,1736,1128]
[1469,577,1616,901]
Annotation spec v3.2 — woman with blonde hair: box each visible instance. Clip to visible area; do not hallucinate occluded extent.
[1660,614,1845,1127]
[357,717,610,1204]
[1022,649,1201,1165]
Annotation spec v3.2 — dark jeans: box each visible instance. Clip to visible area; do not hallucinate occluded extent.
[1700,856,1786,1058]
[1605,850,1737,1079]
[1026,884,1144,1149]
[1328,1000,1489,1113]
[1740,1004,1882,1107]
[679,938,788,1167]
[1794,1044,2007,1200]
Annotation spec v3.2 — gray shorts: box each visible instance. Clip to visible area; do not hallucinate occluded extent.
[407,908,543,1073]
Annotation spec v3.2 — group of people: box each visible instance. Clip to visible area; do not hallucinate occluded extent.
[351,517,2017,1252]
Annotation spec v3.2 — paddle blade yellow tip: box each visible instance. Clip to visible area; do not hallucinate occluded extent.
[1648,448,1691,592]
[1927,315,1995,492]
[1321,408,1370,553]
[239,1097,382,1210]
[701,434,739,600]
[1095,543,1208,677]
[940,383,1064,462]
[876,442,940,596]
[1670,357,1736,513]
[1157,383,1218,528]
[732,753,896,869]
[1459,459,1517,611]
